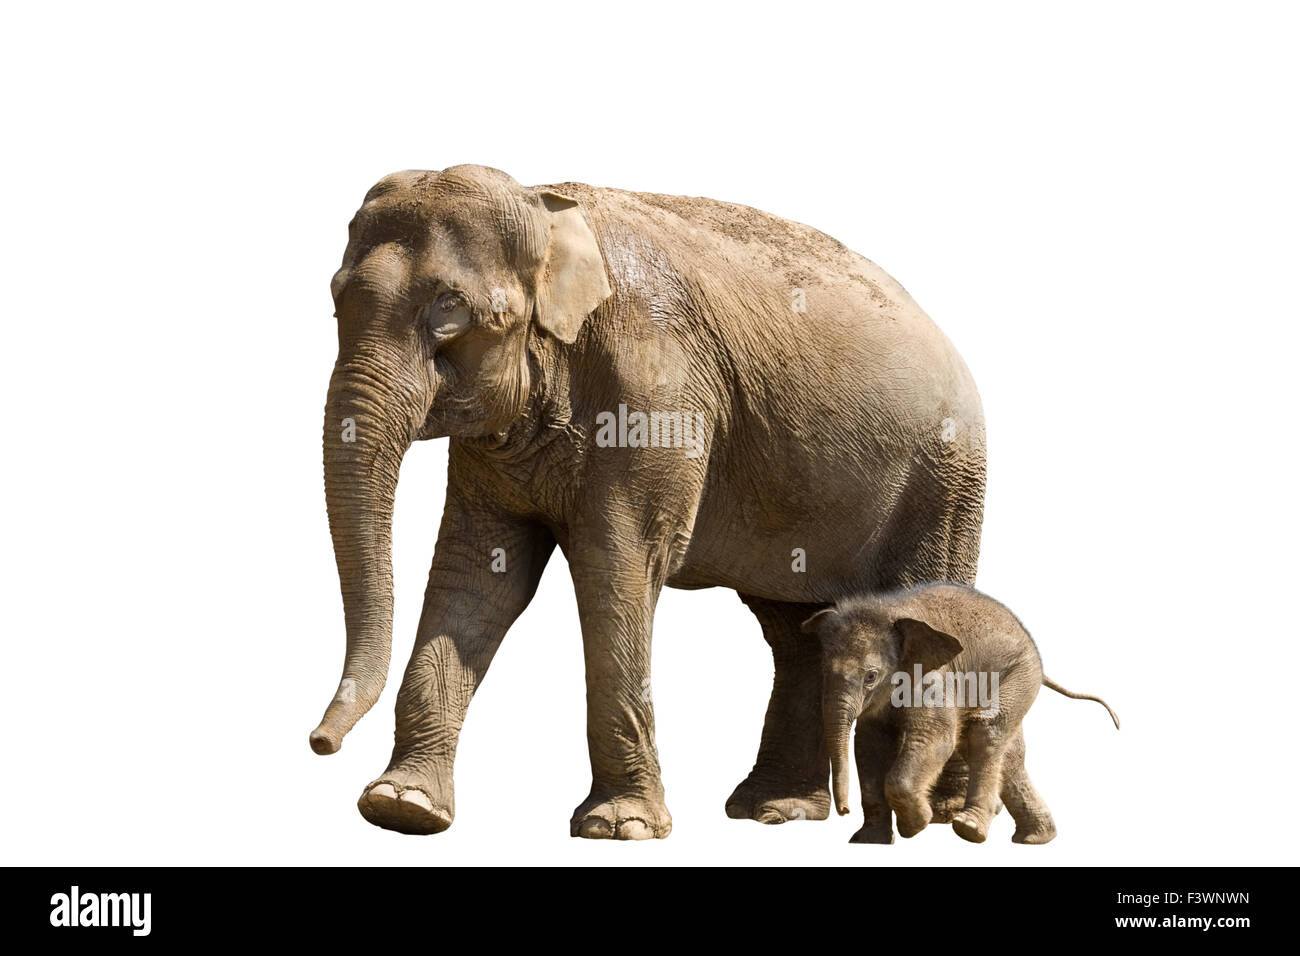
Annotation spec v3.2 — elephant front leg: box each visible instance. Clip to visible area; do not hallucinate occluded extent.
[849,720,897,844]
[357,512,554,835]
[726,596,830,824]
[568,557,672,840]
[885,722,958,838]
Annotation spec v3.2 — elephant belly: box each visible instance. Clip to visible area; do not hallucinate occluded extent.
[667,428,983,600]
[666,476,895,599]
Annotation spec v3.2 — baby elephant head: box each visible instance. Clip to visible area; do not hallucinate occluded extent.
[801,600,964,816]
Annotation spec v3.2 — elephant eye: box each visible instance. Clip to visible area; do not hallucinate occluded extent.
[864,669,880,686]
[421,292,471,340]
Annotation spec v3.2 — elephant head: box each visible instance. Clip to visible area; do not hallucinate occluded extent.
[310,165,612,755]
[801,601,963,815]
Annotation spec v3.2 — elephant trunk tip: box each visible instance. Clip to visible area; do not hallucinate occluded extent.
[837,803,851,816]
[309,687,377,755]
[308,726,342,755]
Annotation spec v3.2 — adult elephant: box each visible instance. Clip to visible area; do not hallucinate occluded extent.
[310,165,986,839]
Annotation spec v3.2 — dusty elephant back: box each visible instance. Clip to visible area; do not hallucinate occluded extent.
[562,181,984,449]
[544,182,985,598]
[891,583,1044,680]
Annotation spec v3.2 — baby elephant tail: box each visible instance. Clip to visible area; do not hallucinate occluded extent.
[1042,676,1120,730]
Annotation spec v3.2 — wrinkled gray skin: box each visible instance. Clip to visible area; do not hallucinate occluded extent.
[311,165,987,838]
[803,583,1119,844]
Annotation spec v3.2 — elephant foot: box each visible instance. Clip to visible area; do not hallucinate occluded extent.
[928,762,970,823]
[952,806,994,844]
[849,818,895,844]
[893,801,933,839]
[571,788,672,840]
[1011,813,1057,845]
[357,769,454,835]
[725,778,831,824]
[927,787,967,824]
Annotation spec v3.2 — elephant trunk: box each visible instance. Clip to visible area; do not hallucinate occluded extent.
[309,355,418,754]
[824,694,857,816]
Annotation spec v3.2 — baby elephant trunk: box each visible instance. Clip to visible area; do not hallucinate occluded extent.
[823,694,858,816]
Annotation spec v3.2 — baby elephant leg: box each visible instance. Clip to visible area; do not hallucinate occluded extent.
[1000,730,1056,844]
[952,719,1012,843]
[850,721,897,844]
[885,724,956,838]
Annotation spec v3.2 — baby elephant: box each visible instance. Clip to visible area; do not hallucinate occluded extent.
[801,583,1118,845]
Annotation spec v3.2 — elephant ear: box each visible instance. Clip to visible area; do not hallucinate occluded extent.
[531,190,611,343]
[895,618,963,674]
[800,607,839,638]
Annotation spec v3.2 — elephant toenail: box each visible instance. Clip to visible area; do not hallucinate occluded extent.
[617,819,654,840]
[399,789,433,811]
[578,818,614,839]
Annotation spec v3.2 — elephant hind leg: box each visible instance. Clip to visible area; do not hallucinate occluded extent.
[871,456,986,822]
[951,720,1012,843]
[872,451,984,592]
[1000,731,1057,844]
[725,594,830,824]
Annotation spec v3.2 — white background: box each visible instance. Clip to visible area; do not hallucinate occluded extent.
[3,1,1296,866]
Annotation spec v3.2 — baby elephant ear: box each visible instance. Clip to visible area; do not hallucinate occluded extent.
[531,190,611,343]
[800,607,838,637]
[896,618,963,674]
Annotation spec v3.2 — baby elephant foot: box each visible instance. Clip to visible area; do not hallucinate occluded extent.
[893,801,933,839]
[928,788,966,824]
[357,768,454,835]
[928,762,969,823]
[725,777,831,824]
[849,818,895,844]
[571,788,672,840]
[1012,813,1057,845]
[952,806,994,843]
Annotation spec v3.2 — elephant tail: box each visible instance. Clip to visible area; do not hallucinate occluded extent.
[1042,676,1120,730]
